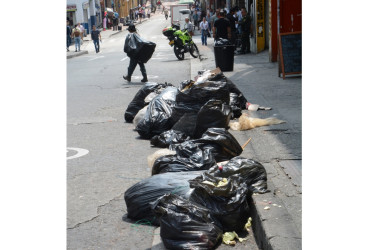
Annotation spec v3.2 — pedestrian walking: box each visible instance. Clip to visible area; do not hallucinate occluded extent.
[78,22,85,45]
[147,8,151,18]
[91,25,102,53]
[164,8,169,20]
[123,24,148,83]
[71,24,83,52]
[192,10,199,30]
[212,9,231,41]
[199,17,209,46]
[206,12,211,31]
[238,8,251,54]
[67,20,72,51]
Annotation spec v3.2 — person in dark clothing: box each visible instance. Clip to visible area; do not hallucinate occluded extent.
[226,8,237,46]
[212,9,231,41]
[91,25,102,53]
[238,8,251,54]
[123,24,148,83]
[67,20,72,51]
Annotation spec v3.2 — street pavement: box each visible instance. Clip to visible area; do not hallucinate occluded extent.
[67,2,301,249]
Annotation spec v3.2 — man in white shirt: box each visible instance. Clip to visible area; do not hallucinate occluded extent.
[184,18,193,36]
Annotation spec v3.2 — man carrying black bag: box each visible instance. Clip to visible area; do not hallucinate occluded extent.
[123,24,153,83]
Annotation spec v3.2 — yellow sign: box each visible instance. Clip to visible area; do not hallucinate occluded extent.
[256,0,265,52]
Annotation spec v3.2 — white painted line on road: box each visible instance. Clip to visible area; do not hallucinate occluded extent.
[120,56,128,61]
[88,56,104,61]
[67,147,89,160]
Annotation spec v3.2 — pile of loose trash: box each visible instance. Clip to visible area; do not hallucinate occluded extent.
[122,68,284,249]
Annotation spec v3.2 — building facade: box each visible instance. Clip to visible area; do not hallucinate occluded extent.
[67,0,102,35]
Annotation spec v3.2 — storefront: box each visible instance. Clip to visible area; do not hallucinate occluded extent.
[67,4,77,26]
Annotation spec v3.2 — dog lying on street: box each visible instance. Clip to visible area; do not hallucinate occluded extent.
[229,113,285,131]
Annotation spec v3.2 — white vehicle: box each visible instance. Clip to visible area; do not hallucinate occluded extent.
[170,4,190,28]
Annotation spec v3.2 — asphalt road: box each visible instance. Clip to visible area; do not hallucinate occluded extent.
[66,12,196,249]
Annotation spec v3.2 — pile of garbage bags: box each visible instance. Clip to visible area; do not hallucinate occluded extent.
[123,69,269,249]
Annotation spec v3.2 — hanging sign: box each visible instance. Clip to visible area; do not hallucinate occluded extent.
[67,4,77,12]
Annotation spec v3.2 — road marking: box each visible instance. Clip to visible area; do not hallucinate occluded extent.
[120,56,128,61]
[67,147,89,160]
[88,56,104,61]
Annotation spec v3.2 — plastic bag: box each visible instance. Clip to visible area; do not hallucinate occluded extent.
[193,100,232,138]
[124,171,203,224]
[214,38,231,46]
[150,130,190,148]
[194,128,243,162]
[206,156,268,193]
[171,112,198,137]
[151,194,223,250]
[124,82,167,123]
[152,140,216,175]
[124,33,156,63]
[189,174,251,232]
[174,80,231,114]
[135,86,179,139]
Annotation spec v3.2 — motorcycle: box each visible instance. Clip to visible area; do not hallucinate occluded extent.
[162,24,200,60]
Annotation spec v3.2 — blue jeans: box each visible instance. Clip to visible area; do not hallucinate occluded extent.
[93,39,100,52]
[74,37,81,51]
[67,36,71,49]
[201,31,207,45]
[128,57,147,78]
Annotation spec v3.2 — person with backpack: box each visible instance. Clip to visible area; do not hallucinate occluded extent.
[123,24,148,83]
[71,24,83,52]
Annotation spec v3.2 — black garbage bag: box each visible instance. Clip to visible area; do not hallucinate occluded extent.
[124,33,156,63]
[135,86,179,139]
[171,112,198,137]
[230,93,243,118]
[206,156,268,194]
[150,130,190,148]
[124,171,204,224]
[189,174,251,232]
[194,128,243,161]
[193,100,232,138]
[174,80,231,114]
[124,82,168,122]
[152,140,216,175]
[151,194,223,250]
[208,72,247,110]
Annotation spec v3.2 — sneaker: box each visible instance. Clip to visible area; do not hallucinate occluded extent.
[123,75,131,82]
[141,78,148,83]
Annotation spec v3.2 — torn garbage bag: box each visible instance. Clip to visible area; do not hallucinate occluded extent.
[135,86,178,139]
[206,156,268,193]
[151,194,223,250]
[124,82,168,122]
[152,140,216,175]
[124,171,204,224]
[150,130,190,148]
[189,174,251,232]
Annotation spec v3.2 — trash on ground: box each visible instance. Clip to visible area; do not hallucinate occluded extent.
[150,129,190,148]
[244,217,252,231]
[124,82,169,122]
[222,231,246,245]
[124,171,203,224]
[229,113,286,131]
[135,86,178,139]
[264,206,270,210]
[206,156,268,193]
[147,148,176,168]
[151,194,223,250]
[189,174,251,232]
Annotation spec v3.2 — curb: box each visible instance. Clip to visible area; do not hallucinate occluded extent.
[67,50,88,59]
[189,42,301,250]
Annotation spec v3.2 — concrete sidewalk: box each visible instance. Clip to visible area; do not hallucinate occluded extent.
[190,31,302,250]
